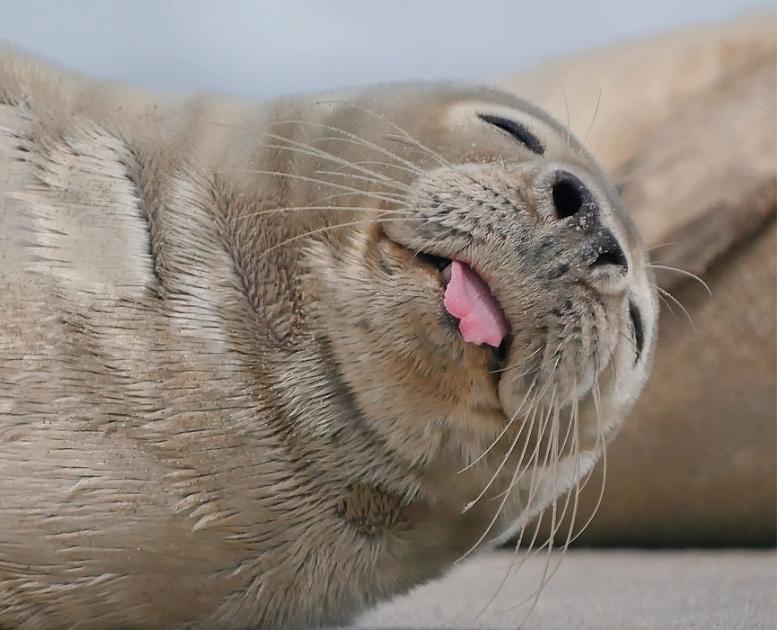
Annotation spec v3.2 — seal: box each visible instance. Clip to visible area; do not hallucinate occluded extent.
[0,49,658,628]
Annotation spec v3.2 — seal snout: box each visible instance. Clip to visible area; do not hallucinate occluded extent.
[546,169,629,292]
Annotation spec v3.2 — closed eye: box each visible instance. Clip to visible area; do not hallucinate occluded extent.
[477,113,545,155]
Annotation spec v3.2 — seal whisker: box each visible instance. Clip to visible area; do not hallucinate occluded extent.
[201,117,422,181]
[489,344,544,375]
[647,263,712,295]
[654,284,696,328]
[617,326,638,354]
[458,391,554,564]
[236,205,412,221]
[498,394,559,590]
[310,190,391,205]
[474,389,582,618]
[542,393,584,579]
[582,88,604,145]
[551,394,584,573]
[488,394,557,503]
[565,374,607,545]
[313,169,412,192]
[557,78,573,145]
[458,377,539,474]
[465,361,562,511]
[346,159,421,177]
[523,403,562,620]
[380,133,453,169]
[501,393,581,615]
[507,411,598,617]
[485,389,581,618]
[257,133,413,191]
[256,216,431,262]
[460,391,542,517]
[645,241,680,253]
[478,396,569,620]
[210,127,414,201]
[218,168,407,205]
[269,117,426,174]
[258,143,410,193]
[652,284,678,318]
[313,99,454,171]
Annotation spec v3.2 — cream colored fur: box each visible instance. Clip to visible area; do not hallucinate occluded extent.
[0,48,655,627]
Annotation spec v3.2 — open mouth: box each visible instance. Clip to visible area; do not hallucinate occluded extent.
[416,252,510,350]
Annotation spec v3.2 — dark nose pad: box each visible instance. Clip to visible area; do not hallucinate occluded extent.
[551,171,628,272]
[592,230,628,271]
[551,171,594,219]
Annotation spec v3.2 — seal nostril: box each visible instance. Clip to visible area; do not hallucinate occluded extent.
[591,230,628,271]
[551,173,586,219]
[593,247,627,269]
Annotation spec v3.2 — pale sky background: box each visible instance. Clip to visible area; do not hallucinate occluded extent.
[0,0,773,99]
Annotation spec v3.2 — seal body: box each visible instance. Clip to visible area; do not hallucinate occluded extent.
[0,50,657,628]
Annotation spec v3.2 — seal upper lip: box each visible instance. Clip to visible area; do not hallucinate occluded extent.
[417,253,509,348]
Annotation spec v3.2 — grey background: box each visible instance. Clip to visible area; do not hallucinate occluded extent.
[0,0,772,99]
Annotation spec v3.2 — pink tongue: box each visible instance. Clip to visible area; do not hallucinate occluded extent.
[443,260,509,348]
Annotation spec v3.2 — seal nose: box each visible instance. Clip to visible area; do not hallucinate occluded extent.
[543,169,630,291]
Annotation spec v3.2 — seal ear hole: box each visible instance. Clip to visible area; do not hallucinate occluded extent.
[477,113,545,155]
[551,175,584,219]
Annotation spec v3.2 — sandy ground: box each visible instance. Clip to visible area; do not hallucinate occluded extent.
[347,549,776,629]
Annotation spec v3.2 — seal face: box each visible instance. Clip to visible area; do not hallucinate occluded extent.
[0,56,657,628]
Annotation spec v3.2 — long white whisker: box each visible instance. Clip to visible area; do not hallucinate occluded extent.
[217,169,406,206]
[498,384,580,614]
[582,88,603,145]
[311,99,454,171]
[459,394,540,517]
[256,216,429,263]
[645,241,679,253]
[458,378,538,474]
[456,395,549,564]
[656,285,695,328]
[488,343,543,375]
[347,159,420,177]
[269,117,425,175]
[237,204,411,222]
[647,263,712,295]
[565,376,607,545]
[380,133,452,169]
[313,169,411,192]
[255,132,412,191]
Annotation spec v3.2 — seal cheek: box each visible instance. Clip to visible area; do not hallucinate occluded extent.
[335,483,410,538]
